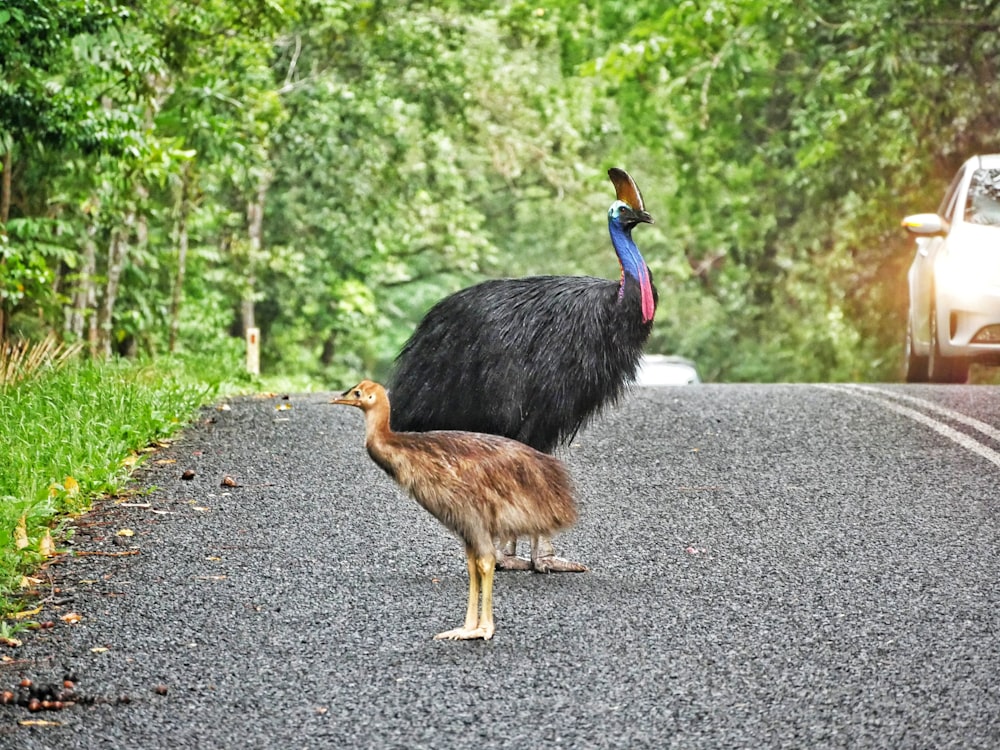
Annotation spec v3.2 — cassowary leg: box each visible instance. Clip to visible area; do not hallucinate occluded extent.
[435,547,494,640]
[530,535,588,573]
[495,535,531,571]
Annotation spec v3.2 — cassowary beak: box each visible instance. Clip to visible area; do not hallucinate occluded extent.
[330,388,359,406]
[622,205,654,228]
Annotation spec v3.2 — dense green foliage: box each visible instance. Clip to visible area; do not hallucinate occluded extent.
[2,0,999,383]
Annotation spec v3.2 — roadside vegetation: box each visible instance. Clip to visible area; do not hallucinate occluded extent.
[0,345,248,619]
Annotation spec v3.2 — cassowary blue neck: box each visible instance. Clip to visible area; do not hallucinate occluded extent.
[609,219,646,286]
[608,215,656,323]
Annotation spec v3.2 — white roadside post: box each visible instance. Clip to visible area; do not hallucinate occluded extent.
[246,327,260,376]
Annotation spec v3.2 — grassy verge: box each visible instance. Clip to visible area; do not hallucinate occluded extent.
[0,352,250,619]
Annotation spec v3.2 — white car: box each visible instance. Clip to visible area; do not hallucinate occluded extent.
[904,154,1000,383]
[635,355,701,386]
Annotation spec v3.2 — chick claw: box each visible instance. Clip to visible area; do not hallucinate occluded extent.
[434,626,493,641]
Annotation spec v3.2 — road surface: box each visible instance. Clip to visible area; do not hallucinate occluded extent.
[1,384,998,748]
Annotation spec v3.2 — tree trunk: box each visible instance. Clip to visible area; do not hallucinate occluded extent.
[168,165,191,353]
[68,223,99,350]
[96,212,134,358]
[1,148,10,225]
[320,333,337,366]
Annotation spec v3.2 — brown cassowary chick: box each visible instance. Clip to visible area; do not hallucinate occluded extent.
[332,380,577,641]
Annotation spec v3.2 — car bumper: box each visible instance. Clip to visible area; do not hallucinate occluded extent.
[937,288,1000,358]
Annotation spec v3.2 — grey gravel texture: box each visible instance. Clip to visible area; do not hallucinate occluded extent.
[1,384,998,749]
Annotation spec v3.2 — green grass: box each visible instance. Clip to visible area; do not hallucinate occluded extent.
[0,352,249,615]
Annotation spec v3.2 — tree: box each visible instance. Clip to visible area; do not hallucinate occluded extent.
[579,0,1000,380]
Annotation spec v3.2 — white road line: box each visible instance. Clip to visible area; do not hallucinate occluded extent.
[846,384,1000,444]
[821,384,1000,470]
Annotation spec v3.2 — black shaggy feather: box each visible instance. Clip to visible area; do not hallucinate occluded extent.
[388,272,656,453]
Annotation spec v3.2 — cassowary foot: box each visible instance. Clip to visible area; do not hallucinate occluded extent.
[434,625,494,641]
[495,552,533,571]
[531,555,588,574]
[495,537,532,571]
[531,536,587,574]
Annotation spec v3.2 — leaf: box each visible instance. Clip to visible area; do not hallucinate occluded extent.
[1,636,23,647]
[14,515,29,550]
[90,646,109,654]
[116,528,135,537]
[38,530,56,557]
[19,576,43,589]
[60,612,82,624]
[18,719,63,727]
[48,475,79,499]
[12,605,43,620]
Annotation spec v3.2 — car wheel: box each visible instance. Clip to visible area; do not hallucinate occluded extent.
[928,306,969,383]
[904,317,929,383]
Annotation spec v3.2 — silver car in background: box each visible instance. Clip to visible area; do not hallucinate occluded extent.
[635,354,701,386]
[904,154,1000,383]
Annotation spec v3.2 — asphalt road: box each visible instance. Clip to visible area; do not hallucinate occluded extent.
[1,383,998,749]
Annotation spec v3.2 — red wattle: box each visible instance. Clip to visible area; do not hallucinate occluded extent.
[640,269,655,323]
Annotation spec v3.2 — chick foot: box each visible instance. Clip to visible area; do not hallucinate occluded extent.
[434,625,494,641]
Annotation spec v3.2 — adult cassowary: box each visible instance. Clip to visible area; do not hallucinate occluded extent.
[388,167,656,572]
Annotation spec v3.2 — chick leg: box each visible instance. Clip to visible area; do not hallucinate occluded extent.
[495,535,531,571]
[476,555,496,640]
[530,535,588,573]
[435,547,493,640]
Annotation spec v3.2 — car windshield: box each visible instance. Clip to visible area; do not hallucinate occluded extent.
[965,167,1000,226]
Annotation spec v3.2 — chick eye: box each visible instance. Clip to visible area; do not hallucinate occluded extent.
[354,390,362,398]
